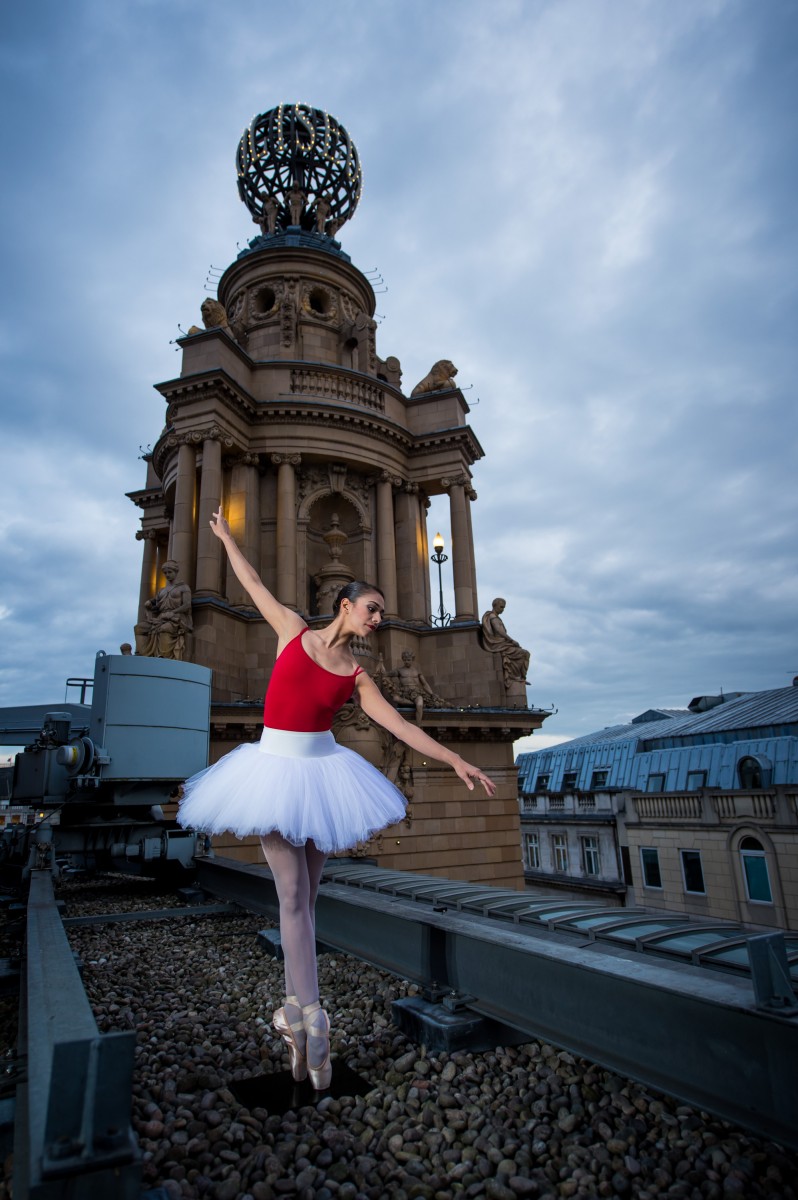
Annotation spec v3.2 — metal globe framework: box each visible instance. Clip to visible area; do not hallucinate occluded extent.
[236,103,363,237]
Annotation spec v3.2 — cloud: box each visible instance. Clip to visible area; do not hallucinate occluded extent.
[1,0,795,748]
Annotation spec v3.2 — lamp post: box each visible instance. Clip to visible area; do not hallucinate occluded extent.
[430,532,451,628]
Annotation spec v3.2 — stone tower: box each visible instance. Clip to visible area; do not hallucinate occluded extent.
[129,104,548,886]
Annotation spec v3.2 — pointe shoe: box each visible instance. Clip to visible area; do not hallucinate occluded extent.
[302,1000,332,1091]
[273,997,307,1081]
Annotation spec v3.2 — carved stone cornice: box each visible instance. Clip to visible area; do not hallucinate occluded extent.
[156,370,256,419]
[411,426,484,465]
[255,403,413,455]
[126,487,165,510]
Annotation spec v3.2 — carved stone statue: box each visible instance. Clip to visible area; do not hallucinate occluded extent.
[315,196,331,233]
[410,360,458,397]
[257,196,279,235]
[188,298,230,336]
[134,561,193,660]
[287,186,306,226]
[384,650,446,723]
[481,598,530,688]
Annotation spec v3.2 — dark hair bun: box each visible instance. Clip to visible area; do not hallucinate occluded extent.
[332,581,384,615]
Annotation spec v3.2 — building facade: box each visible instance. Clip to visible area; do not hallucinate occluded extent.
[517,685,798,929]
[128,105,549,885]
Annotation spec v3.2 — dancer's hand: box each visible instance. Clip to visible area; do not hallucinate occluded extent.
[452,756,496,796]
[210,508,232,541]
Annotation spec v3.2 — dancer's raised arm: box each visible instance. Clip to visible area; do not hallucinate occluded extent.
[355,672,496,796]
[209,508,305,643]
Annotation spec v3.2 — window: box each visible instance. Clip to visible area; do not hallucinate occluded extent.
[738,756,769,789]
[646,773,665,793]
[740,837,772,904]
[686,771,706,791]
[536,774,550,792]
[640,847,662,889]
[524,833,540,871]
[521,794,538,812]
[562,771,578,791]
[680,849,706,895]
[590,769,609,790]
[580,836,600,877]
[551,834,569,873]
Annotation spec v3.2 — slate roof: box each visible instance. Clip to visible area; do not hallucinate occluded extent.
[524,686,798,758]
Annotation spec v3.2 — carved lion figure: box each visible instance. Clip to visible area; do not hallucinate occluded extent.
[410,360,458,397]
[188,298,230,336]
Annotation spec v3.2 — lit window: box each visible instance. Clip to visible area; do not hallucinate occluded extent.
[551,833,569,873]
[562,771,578,791]
[680,849,705,895]
[536,774,550,792]
[580,836,600,877]
[740,836,773,904]
[640,847,662,889]
[646,773,665,793]
[686,771,706,791]
[524,833,540,870]
[590,769,609,790]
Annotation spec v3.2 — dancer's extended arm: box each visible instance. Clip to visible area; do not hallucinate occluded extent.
[355,673,496,796]
[209,509,305,643]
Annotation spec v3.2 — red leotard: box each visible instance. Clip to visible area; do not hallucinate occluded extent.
[262,628,363,732]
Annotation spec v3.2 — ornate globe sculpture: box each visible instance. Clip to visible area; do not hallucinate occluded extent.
[236,103,363,239]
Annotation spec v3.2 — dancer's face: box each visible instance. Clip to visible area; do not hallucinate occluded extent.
[343,592,384,636]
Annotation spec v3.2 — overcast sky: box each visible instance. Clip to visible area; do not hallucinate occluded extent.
[1,0,796,754]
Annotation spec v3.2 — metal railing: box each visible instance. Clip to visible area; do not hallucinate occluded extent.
[16,871,140,1199]
[196,855,798,1151]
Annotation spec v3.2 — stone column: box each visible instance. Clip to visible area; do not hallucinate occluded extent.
[376,471,399,617]
[465,484,479,620]
[171,440,197,587]
[243,456,260,569]
[195,436,223,595]
[395,483,426,622]
[444,476,475,621]
[136,530,158,623]
[272,453,301,608]
[419,492,432,619]
[227,454,261,606]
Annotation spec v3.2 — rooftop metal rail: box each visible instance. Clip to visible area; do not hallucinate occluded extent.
[16,870,141,1200]
[196,855,798,1150]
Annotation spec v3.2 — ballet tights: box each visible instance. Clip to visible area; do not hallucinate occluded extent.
[260,833,328,1065]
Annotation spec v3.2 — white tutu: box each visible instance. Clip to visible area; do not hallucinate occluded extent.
[177,726,407,853]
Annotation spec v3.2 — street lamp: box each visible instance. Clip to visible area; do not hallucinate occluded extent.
[430,532,451,627]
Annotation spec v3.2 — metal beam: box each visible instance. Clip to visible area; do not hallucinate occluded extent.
[17,871,141,1200]
[196,856,798,1149]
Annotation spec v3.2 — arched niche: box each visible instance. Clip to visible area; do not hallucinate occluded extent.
[302,493,369,616]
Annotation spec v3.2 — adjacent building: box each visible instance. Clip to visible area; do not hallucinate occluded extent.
[517,683,798,930]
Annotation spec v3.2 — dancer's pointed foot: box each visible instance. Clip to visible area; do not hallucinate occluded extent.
[273,994,307,1081]
[302,999,332,1091]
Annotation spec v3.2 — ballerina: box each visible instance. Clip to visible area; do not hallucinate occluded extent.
[178,508,496,1090]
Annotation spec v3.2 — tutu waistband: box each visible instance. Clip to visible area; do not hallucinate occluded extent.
[258,727,337,758]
